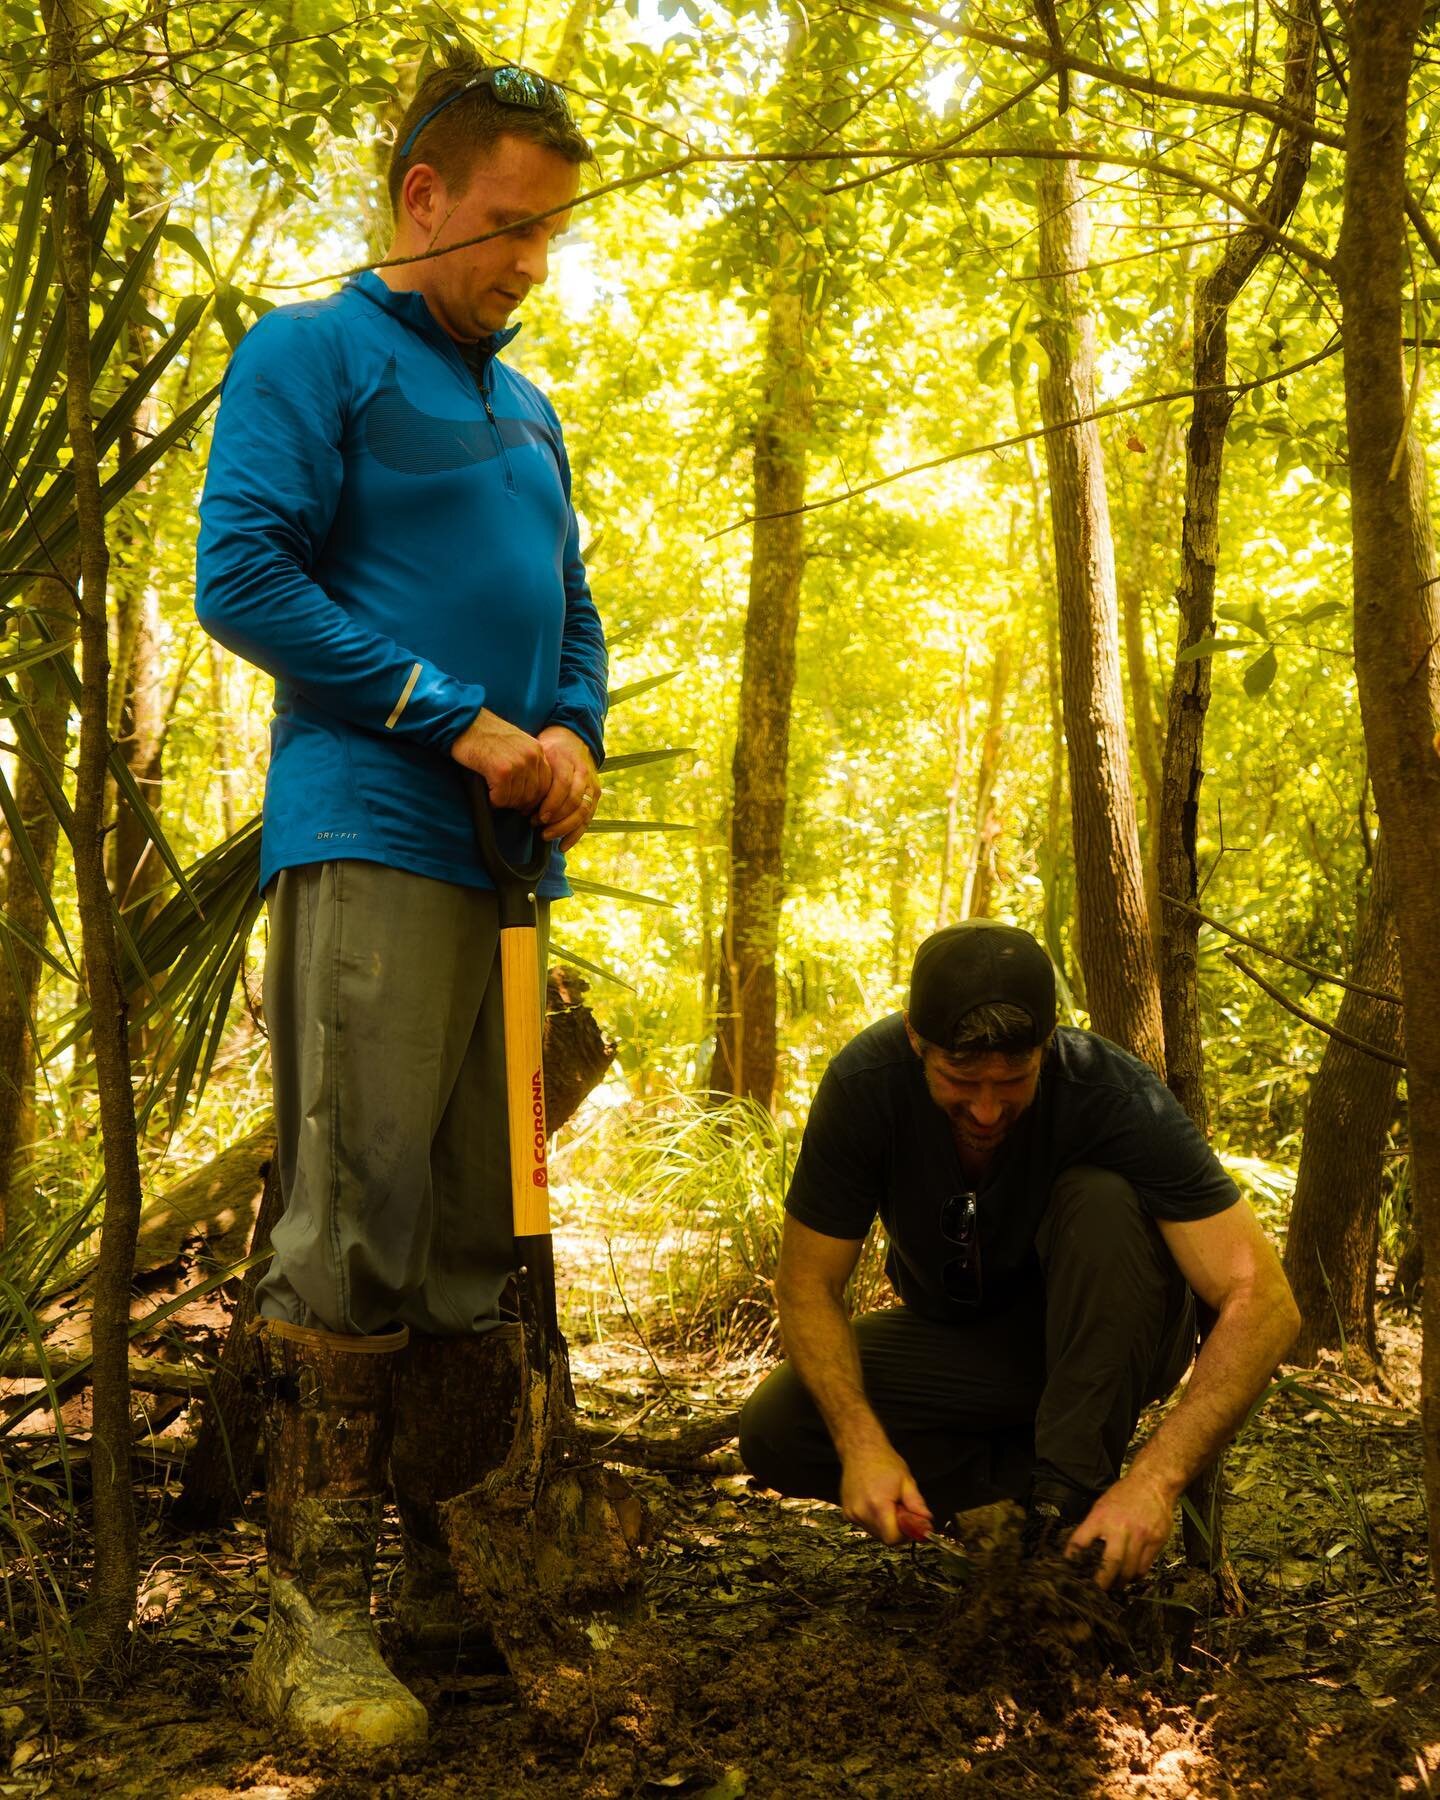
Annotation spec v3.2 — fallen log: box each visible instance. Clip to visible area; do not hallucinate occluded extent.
[570,1410,740,1471]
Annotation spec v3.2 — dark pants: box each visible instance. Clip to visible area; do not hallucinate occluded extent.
[738,1165,1196,1518]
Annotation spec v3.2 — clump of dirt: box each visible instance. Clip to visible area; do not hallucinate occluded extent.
[929,1501,1132,1707]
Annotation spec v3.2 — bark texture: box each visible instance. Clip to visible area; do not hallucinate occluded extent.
[710,228,815,1109]
[1035,155,1164,1071]
[1284,840,1404,1372]
[1337,0,1440,1594]
[1157,15,1316,1131]
[43,0,148,1660]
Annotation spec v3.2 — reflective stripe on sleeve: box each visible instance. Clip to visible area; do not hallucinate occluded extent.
[385,662,423,730]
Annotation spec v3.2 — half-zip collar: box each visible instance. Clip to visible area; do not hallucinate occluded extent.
[348,270,522,376]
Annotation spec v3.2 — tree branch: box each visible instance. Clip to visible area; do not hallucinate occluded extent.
[855,0,1349,149]
[1224,951,1406,1067]
[1162,893,1401,1004]
[707,339,1342,538]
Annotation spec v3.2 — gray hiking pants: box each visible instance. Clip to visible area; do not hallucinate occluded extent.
[738,1165,1197,1516]
[256,861,548,1337]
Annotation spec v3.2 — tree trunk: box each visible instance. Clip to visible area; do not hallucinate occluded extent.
[110,578,164,915]
[549,0,594,83]
[43,0,148,1662]
[0,581,74,1248]
[1337,0,1440,1596]
[709,232,816,1110]
[1117,417,1176,952]
[960,632,1012,920]
[1034,153,1164,1071]
[1284,839,1404,1373]
[935,673,968,928]
[1118,432,1168,856]
[1157,14,1316,1132]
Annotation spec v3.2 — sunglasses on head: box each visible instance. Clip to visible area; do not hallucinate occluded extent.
[398,66,574,161]
[940,1191,983,1307]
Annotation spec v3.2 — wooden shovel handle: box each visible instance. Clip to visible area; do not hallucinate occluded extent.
[468,779,553,1239]
[499,923,550,1238]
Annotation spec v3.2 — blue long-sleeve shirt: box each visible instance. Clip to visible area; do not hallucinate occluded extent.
[195,271,607,896]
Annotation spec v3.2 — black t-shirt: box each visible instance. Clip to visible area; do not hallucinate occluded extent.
[785,1016,1238,1323]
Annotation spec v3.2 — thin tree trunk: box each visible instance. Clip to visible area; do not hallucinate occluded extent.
[1024,438,1076,1007]
[110,577,164,914]
[888,833,909,986]
[1337,0,1440,1597]
[549,0,593,83]
[43,0,147,1661]
[709,216,816,1110]
[1157,15,1316,1132]
[1118,418,1175,951]
[1118,430,1169,844]
[1034,153,1164,1071]
[0,581,75,1247]
[1284,838,1404,1373]
[960,633,1012,920]
[935,672,967,928]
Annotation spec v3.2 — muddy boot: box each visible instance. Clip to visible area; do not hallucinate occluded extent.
[389,1325,523,1659]
[244,1319,427,1751]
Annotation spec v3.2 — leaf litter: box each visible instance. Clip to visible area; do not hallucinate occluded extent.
[9,1305,1440,1799]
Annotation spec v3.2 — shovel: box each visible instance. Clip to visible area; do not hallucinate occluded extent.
[442,781,648,1671]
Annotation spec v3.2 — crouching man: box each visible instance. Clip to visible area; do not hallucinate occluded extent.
[739,922,1300,1588]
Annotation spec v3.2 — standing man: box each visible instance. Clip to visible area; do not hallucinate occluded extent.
[739,922,1300,1587]
[196,62,606,1750]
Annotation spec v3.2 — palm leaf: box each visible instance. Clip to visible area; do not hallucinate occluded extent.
[0,385,220,613]
[607,671,679,706]
[0,1248,271,1439]
[51,819,264,1127]
[0,181,116,524]
[602,746,694,772]
[549,938,635,990]
[0,142,54,434]
[0,764,75,971]
[567,876,672,908]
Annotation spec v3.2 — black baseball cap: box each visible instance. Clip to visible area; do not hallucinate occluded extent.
[908,922,1057,1053]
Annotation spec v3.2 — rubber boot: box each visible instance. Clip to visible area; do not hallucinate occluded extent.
[389,1325,523,1658]
[244,1319,427,1750]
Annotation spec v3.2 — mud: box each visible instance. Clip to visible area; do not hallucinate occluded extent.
[14,1329,1440,1798]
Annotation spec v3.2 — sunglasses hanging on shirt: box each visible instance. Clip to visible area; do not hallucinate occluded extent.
[940,1190,983,1306]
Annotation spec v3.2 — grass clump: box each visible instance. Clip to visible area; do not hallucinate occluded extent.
[562,1089,889,1356]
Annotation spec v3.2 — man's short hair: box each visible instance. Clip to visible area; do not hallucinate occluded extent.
[924,1002,1046,1063]
[387,59,595,214]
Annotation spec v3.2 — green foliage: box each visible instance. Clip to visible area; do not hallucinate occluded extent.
[0,0,1421,1312]
[563,1090,888,1354]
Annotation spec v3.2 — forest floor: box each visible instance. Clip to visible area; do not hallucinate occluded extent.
[4,1308,1437,1799]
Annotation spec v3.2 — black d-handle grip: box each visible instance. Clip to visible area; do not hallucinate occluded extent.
[469,778,550,928]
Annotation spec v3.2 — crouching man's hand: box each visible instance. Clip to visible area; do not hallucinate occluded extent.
[1066,1468,1178,1590]
[840,1440,933,1546]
